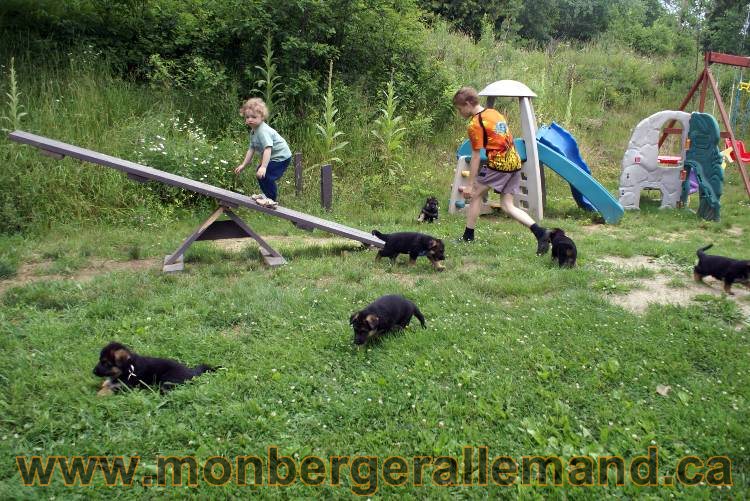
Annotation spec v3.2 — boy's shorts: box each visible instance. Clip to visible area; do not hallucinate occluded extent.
[476,166,521,195]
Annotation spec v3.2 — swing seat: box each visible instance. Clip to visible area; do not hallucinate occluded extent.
[724,138,750,162]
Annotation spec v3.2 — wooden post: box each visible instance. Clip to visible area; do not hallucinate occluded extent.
[320,164,332,210]
[294,152,303,196]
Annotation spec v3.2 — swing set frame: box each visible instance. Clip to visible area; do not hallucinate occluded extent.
[659,51,750,199]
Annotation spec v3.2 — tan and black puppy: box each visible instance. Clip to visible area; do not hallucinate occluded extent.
[417,196,439,223]
[694,244,750,295]
[93,342,215,395]
[372,230,445,270]
[350,295,426,345]
[549,228,577,268]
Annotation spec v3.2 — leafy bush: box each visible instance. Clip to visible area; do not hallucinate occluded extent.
[134,115,238,205]
[0,0,450,119]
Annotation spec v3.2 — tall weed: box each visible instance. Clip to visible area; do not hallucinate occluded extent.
[371,79,407,182]
[313,61,349,169]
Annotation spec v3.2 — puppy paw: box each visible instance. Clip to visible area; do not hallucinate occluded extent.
[96,379,116,396]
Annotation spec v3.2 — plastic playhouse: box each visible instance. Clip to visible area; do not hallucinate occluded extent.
[618,110,724,221]
[619,110,692,210]
[450,80,624,224]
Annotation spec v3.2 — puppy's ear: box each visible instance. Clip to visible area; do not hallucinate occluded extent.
[349,312,360,325]
[365,314,379,329]
[113,348,131,365]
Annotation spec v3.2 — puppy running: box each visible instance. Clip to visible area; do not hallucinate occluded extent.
[350,295,426,345]
[549,228,577,267]
[93,342,216,395]
[372,230,445,270]
[417,196,439,223]
[694,244,750,295]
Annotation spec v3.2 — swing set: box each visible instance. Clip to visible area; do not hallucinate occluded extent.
[659,51,750,199]
[728,67,750,160]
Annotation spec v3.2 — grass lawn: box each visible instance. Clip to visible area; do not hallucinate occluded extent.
[1,168,749,499]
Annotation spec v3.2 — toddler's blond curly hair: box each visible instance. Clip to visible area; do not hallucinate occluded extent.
[239,98,269,120]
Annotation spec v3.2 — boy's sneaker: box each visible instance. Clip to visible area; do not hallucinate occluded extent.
[535,229,552,255]
[257,197,278,209]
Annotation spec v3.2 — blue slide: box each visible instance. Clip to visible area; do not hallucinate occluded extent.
[536,123,624,224]
[537,123,596,211]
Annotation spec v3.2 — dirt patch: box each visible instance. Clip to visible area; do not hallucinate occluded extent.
[727,226,744,237]
[598,255,750,319]
[600,255,662,271]
[578,224,615,235]
[646,233,688,243]
[0,258,159,295]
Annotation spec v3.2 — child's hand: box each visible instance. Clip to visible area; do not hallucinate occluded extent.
[234,164,245,175]
[256,166,267,179]
[462,186,473,199]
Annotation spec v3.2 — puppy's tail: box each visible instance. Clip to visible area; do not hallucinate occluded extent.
[697,244,713,256]
[414,307,426,329]
[372,230,387,241]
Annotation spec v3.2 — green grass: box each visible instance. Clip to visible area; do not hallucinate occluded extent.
[1,176,749,498]
[2,22,750,499]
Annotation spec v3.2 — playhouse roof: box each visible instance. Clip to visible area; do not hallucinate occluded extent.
[479,80,536,98]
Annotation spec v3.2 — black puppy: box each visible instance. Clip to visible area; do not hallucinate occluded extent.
[350,295,426,345]
[417,196,439,223]
[549,228,577,267]
[372,230,445,270]
[93,342,216,395]
[694,244,750,295]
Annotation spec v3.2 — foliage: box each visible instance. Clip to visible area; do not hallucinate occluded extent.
[417,0,520,40]
[312,61,348,169]
[249,35,284,122]
[0,0,449,118]
[702,0,750,55]
[371,79,407,182]
[1,57,26,132]
[147,54,229,100]
[603,0,693,56]
[133,115,238,206]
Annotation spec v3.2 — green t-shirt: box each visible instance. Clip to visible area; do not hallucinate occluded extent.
[249,122,291,161]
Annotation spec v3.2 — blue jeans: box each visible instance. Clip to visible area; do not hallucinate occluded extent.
[257,157,291,201]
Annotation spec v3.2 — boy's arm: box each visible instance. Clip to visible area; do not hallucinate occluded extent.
[463,150,482,198]
[256,147,272,178]
[235,149,255,174]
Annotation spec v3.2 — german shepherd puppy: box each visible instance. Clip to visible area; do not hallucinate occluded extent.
[372,230,445,270]
[549,228,577,268]
[417,196,439,223]
[350,295,426,345]
[694,244,750,295]
[93,342,216,395]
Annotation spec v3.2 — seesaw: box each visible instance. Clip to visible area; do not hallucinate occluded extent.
[8,131,384,271]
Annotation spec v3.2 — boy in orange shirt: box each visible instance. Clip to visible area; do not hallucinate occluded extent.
[453,86,551,254]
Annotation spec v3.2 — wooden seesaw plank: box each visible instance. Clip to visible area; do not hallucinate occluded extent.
[8,130,384,249]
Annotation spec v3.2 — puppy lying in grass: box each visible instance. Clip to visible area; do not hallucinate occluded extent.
[93,342,216,395]
[549,228,577,268]
[350,295,426,345]
[372,230,445,270]
[694,244,750,295]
